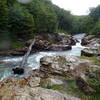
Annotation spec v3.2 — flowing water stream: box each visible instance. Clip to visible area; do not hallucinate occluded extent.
[0,34,86,80]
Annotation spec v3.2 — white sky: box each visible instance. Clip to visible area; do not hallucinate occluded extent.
[52,0,100,15]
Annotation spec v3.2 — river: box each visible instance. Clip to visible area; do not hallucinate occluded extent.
[0,33,85,80]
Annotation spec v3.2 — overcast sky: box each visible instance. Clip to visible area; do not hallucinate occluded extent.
[52,0,100,15]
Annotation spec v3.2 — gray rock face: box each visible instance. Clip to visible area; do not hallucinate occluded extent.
[14,87,80,100]
[81,45,100,57]
[81,35,95,46]
[40,56,91,77]
[49,44,72,51]
[0,77,80,100]
[40,77,64,87]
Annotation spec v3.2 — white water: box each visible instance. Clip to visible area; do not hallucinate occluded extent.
[0,34,85,80]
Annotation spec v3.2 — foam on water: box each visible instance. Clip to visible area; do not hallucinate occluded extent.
[0,34,86,80]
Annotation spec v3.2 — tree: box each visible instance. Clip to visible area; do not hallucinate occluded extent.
[90,18,100,35]
[0,0,9,41]
[8,3,36,40]
[89,5,100,21]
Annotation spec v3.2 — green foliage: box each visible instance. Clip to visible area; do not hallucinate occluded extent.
[90,18,100,35]
[0,0,74,43]
[71,5,100,35]
[10,42,25,49]
[78,56,100,66]
[46,85,65,92]
[0,0,100,47]
[53,6,73,33]
[25,0,58,33]
[8,3,35,39]
[88,78,100,93]
[71,16,86,33]
[89,5,100,21]
[43,78,100,100]
[85,5,100,35]
[0,0,10,41]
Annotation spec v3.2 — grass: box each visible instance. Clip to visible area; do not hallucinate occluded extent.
[88,78,100,93]
[43,78,100,100]
[10,42,25,49]
[94,38,100,40]
[78,56,100,66]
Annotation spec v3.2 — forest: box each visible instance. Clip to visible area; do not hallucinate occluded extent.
[0,0,100,46]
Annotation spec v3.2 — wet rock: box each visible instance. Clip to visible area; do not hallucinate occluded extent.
[10,48,27,56]
[81,38,90,45]
[26,34,78,52]
[81,45,100,57]
[49,44,72,51]
[26,39,51,51]
[26,39,72,51]
[56,35,78,45]
[12,67,24,75]
[81,35,95,46]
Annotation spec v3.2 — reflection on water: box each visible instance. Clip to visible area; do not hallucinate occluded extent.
[0,34,85,80]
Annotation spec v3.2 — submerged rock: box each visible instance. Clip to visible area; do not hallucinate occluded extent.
[12,67,24,75]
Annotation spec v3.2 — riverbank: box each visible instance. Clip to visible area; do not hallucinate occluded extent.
[0,34,100,100]
[0,55,100,100]
[0,33,78,57]
[0,34,85,80]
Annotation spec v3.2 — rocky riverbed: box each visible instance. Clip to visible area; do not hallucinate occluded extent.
[0,34,100,100]
[0,34,78,57]
[0,55,100,100]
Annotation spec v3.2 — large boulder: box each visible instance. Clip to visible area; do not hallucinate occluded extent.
[26,34,78,52]
[0,76,80,100]
[81,35,95,46]
[26,39,72,52]
[0,86,80,100]
[56,35,78,45]
[40,56,91,77]
[81,45,100,57]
